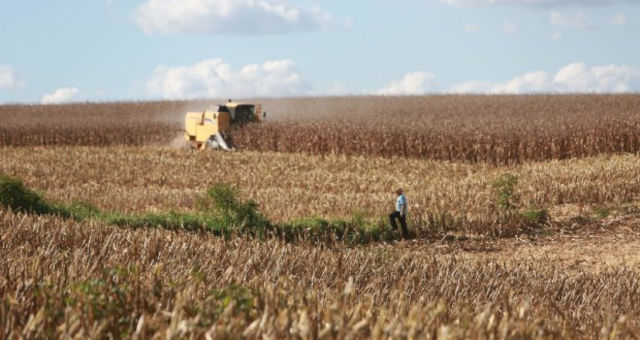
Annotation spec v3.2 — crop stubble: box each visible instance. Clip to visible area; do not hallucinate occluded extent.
[0,146,638,234]
[2,210,640,338]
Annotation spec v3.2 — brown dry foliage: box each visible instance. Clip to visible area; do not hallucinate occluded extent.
[235,95,640,164]
[1,146,638,234]
[2,209,640,339]
[2,95,640,162]
[3,96,640,338]
[0,101,192,146]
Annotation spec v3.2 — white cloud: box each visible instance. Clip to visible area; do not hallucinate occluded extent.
[439,0,640,6]
[147,58,311,99]
[463,23,479,33]
[377,72,437,95]
[550,11,591,29]
[610,13,627,26]
[501,20,518,35]
[549,31,563,41]
[41,88,80,104]
[135,0,340,35]
[450,62,640,93]
[0,65,23,90]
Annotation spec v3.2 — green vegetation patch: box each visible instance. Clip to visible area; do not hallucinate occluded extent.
[520,208,549,227]
[0,173,401,243]
[0,172,558,243]
[0,174,73,218]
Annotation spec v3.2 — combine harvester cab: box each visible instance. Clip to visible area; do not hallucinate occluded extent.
[184,101,263,151]
[185,109,233,151]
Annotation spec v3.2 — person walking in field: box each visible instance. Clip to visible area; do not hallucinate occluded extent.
[389,188,409,239]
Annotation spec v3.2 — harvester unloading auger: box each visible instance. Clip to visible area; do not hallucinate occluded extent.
[184,100,264,151]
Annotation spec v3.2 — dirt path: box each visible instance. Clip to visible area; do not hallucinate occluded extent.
[506,215,640,273]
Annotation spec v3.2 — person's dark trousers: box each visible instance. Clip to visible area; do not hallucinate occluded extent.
[389,211,409,239]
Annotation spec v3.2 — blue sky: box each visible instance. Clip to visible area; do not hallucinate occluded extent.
[0,0,639,103]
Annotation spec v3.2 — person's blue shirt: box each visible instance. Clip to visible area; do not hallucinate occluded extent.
[396,194,407,215]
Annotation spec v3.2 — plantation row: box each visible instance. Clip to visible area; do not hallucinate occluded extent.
[0,124,178,147]
[2,120,638,163]
[233,120,640,163]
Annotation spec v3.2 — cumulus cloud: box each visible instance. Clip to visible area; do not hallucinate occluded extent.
[377,72,437,95]
[439,0,639,6]
[450,63,640,93]
[610,13,627,25]
[147,58,311,99]
[135,0,341,35]
[41,88,80,104]
[0,66,23,90]
[550,11,591,29]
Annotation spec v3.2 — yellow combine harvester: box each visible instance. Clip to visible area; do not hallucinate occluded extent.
[185,101,263,150]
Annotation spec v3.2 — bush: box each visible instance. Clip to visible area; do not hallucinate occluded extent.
[490,174,552,233]
[202,183,271,232]
[593,207,610,219]
[210,285,254,316]
[492,173,519,212]
[350,210,368,227]
[206,184,238,212]
[67,200,103,220]
[520,208,549,227]
[0,174,56,215]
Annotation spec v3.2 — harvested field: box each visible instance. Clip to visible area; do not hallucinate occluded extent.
[1,146,639,233]
[2,209,640,338]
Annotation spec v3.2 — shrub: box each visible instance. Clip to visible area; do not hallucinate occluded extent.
[67,200,103,220]
[350,210,368,227]
[492,173,519,212]
[206,184,238,213]
[0,174,54,215]
[210,285,254,317]
[593,207,610,219]
[520,208,549,227]
[204,183,270,232]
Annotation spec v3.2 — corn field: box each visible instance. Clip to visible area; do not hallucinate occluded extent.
[233,119,640,163]
[235,95,640,163]
[0,101,190,146]
[2,96,640,338]
[2,95,640,163]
